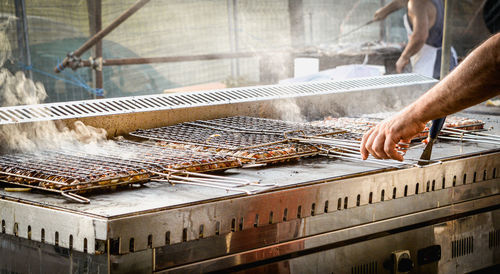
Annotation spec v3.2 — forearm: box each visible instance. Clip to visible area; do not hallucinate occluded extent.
[374,0,406,20]
[403,34,500,123]
[400,33,426,60]
[384,0,407,14]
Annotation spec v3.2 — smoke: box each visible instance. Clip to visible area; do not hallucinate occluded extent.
[0,70,111,153]
[272,98,305,122]
[0,21,111,154]
[0,17,15,68]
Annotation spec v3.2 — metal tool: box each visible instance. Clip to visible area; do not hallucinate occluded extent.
[418,0,454,166]
[332,19,376,41]
[418,117,446,166]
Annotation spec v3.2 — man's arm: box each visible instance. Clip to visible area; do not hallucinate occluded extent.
[396,0,431,72]
[373,0,407,21]
[361,33,500,161]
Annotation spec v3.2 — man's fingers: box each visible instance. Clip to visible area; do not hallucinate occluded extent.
[371,133,388,159]
[384,135,404,161]
[396,64,403,73]
[360,128,374,160]
[365,128,383,159]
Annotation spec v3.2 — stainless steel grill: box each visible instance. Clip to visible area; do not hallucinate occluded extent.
[1,75,499,274]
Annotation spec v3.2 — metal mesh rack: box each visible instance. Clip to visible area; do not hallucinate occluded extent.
[0,140,254,203]
[130,116,345,150]
[96,140,241,172]
[0,151,150,203]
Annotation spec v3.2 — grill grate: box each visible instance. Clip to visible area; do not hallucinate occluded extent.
[131,116,343,150]
[95,140,241,172]
[0,140,254,203]
[0,151,147,188]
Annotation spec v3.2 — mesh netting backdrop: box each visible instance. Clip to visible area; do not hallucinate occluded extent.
[0,0,490,103]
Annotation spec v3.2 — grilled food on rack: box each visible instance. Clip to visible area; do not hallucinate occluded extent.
[0,152,149,192]
[310,117,377,134]
[130,116,346,164]
[311,115,484,140]
[157,141,319,164]
[0,140,241,198]
[110,140,241,172]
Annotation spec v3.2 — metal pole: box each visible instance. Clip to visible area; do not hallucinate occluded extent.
[94,0,103,98]
[87,0,103,99]
[288,0,305,49]
[79,52,266,67]
[233,0,240,77]
[54,0,151,73]
[440,0,453,79]
[379,0,386,42]
[227,0,238,78]
[14,0,32,79]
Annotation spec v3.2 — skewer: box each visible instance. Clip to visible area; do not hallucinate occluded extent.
[0,170,73,186]
[438,135,500,145]
[322,150,408,168]
[441,129,500,142]
[442,126,491,136]
[150,169,277,191]
[155,179,254,194]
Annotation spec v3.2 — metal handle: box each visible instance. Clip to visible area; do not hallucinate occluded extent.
[429,117,446,140]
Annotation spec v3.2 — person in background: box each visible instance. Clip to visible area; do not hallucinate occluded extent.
[373,0,457,78]
[360,33,500,161]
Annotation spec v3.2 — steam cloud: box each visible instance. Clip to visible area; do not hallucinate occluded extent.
[272,98,305,122]
[0,20,110,154]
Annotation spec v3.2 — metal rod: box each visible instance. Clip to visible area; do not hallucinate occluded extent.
[441,130,500,142]
[14,0,32,79]
[95,0,103,95]
[438,136,500,145]
[440,0,453,79]
[79,52,265,67]
[155,179,253,195]
[54,0,151,73]
[379,0,386,42]
[443,127,499,138]
[61,192,90,204]
[0,171,73,186]
[323,150,406,168]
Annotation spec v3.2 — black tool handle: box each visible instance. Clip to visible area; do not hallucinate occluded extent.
[429,117,446,139]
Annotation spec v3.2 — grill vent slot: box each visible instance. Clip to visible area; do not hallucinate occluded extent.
[489,229,500,249]
[0,74,434,125]
[452,236,474,258]
[351,261,378,274]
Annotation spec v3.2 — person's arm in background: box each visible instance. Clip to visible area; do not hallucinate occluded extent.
[395,0,431,72]
[361,33,500,161]
[373,0,407,21]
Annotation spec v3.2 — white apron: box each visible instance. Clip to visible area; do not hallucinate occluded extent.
[403,14,457,78]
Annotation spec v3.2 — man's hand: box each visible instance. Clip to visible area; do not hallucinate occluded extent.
[396,55,411,73]
[361,113,426,161]
[373,7,389,21]
[373,0,407,21]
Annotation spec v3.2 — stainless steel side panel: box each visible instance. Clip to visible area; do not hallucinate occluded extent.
[178,209,498,274]
[0,200,107,253]
[105,152,500,255]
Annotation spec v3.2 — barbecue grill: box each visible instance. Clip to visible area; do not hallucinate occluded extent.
[0,74,499,273]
